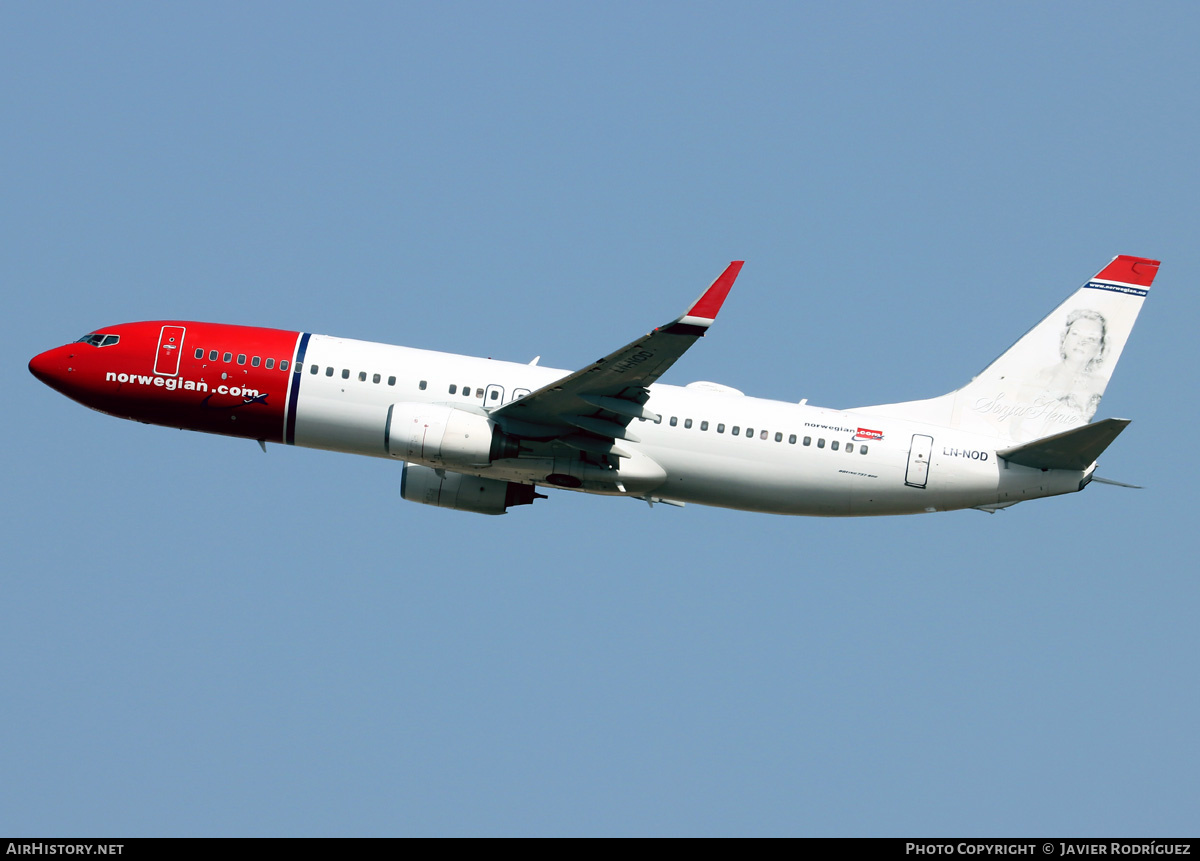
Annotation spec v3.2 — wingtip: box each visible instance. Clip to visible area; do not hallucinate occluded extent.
[683,261,744,323]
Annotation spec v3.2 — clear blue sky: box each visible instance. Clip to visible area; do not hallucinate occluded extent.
[3,2,1198,836]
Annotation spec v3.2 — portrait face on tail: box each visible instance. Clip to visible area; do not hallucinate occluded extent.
[1060,309,1107,371]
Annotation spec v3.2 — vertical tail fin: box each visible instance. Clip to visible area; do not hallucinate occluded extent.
[852,255,1159,443]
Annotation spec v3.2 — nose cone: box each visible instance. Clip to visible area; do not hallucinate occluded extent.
[29,345,75,394]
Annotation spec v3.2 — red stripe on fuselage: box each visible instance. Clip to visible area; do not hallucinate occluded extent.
[46,321,301,443]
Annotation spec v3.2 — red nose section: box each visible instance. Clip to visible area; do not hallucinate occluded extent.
[29,345,72,392]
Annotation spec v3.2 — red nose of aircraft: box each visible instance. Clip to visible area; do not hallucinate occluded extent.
[29,344,78,396]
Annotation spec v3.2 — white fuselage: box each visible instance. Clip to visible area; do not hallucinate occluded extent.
[291,334,1086,516]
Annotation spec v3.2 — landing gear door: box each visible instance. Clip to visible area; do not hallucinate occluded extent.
[905,434,933,488]
[154,326,186,377]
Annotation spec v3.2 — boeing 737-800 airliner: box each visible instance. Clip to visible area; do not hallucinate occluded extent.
[29,256,1158,516]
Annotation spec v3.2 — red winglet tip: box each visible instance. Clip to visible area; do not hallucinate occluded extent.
[1096,255,1160,288]
[688,261,744,320]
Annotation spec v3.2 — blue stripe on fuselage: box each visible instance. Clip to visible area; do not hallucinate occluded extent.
[285,332,311,445]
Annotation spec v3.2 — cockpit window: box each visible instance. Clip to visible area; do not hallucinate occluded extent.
[76,333,120,347]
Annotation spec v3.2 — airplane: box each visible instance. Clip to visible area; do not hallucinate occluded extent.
[28,255,1158,516]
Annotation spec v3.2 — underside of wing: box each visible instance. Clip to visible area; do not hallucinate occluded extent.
[997,418,1131,471]
[489,262,744,458]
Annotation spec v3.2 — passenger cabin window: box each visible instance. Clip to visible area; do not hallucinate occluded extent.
[490,390,499,400]
[670,417,678,427]
[846,443,854,453]
[388,376,397,386]
[860,446,869,455]
[341,369,349,379]
[761,430,768,440]
[223,352,232,363]
[419,380,427,390]
[717,423,725,433]
[265,358,274,369]
[775,432,782,442]
[817,438,825,448]
[449,384,457,394]
[311,364,319,374]
[358,371,367,382]
[475,388,483,398]
[831,441,839,451]
[789,434,797,444]
[209,350,218,361]
[701,421,709,431]
[684,419,692,429]
[746,427,754,438]
[194,348,203,359]
[237,354,246,365]
[373,374,381,384]
[326,367,334,376]
[803,436,811,446]
[251,356,260,367]
[280,360,289,371]
[732,426,740,435]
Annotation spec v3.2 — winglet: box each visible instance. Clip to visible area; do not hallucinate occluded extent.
[677,261,744,327]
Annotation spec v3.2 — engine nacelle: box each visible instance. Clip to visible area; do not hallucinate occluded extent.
[401,463,540,515]
[385,403,520,468]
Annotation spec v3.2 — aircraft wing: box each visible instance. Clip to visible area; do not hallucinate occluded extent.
[490,261,743,450]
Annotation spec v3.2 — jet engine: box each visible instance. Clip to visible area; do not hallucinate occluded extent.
[400,463,541,515]
[385,403,520,468]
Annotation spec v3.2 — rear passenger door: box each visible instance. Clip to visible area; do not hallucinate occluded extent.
[905,434,933,488]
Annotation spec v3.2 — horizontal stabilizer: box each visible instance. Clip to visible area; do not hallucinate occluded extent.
[997,418,1130,470]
